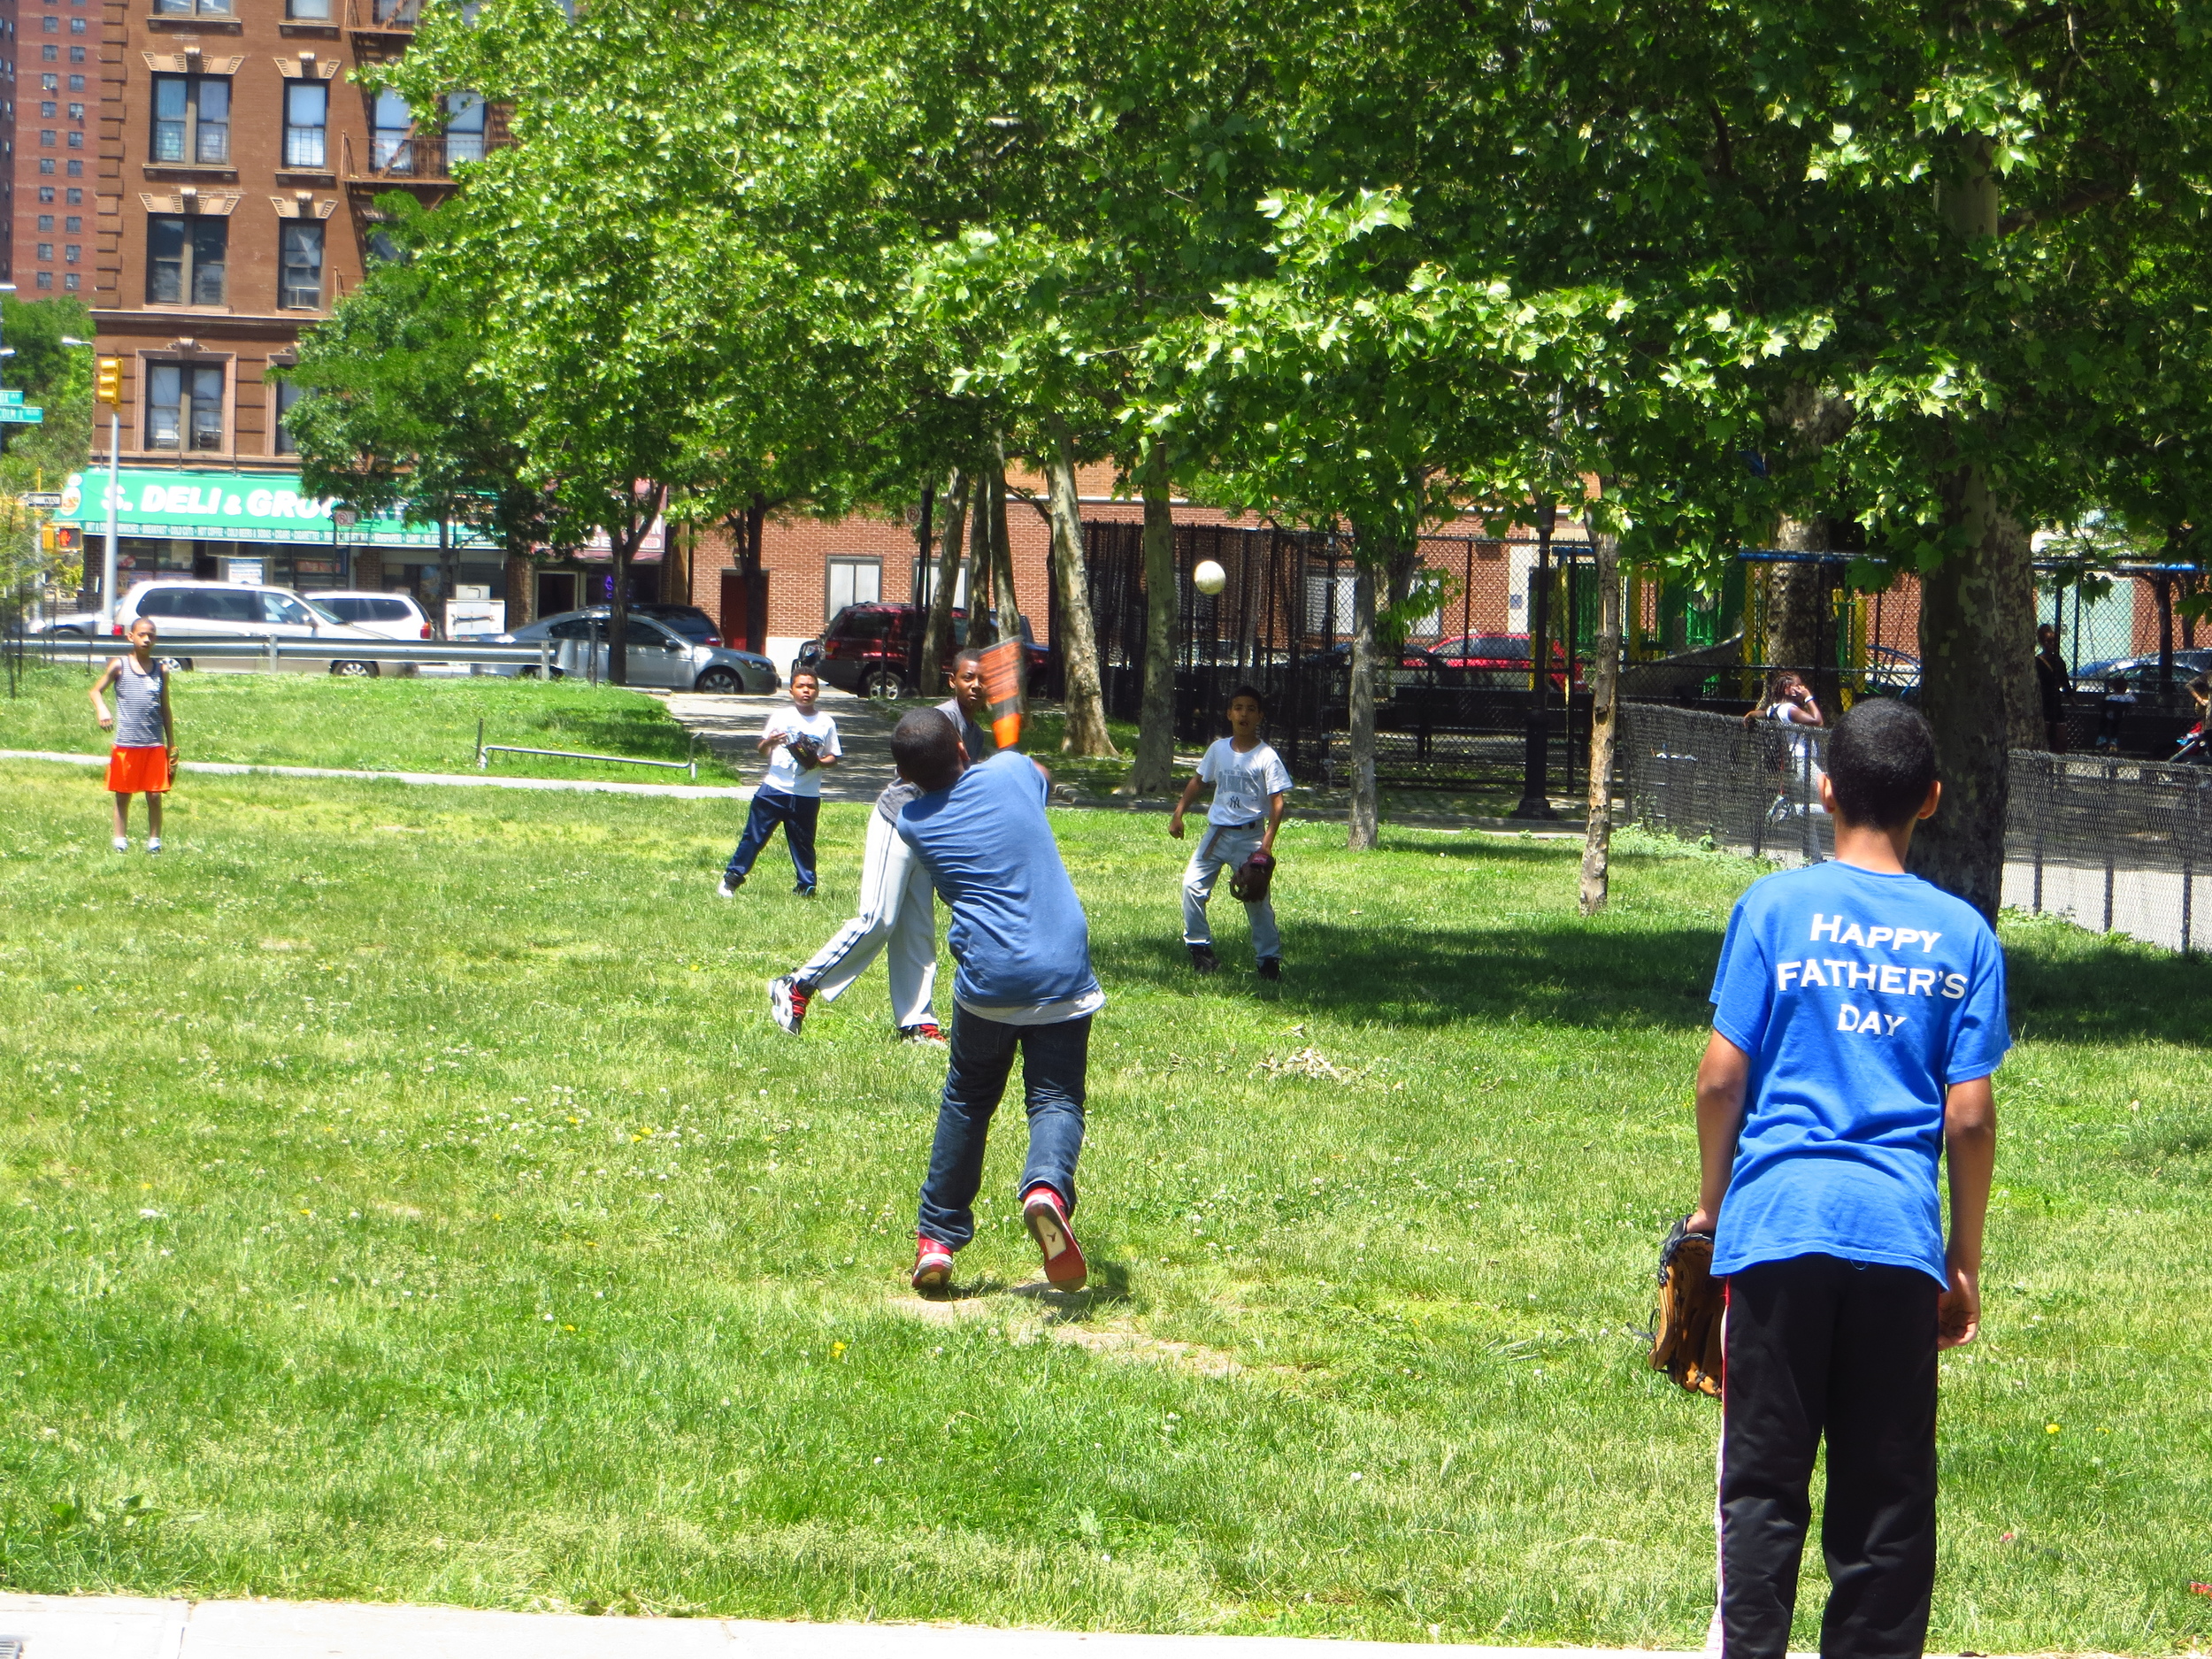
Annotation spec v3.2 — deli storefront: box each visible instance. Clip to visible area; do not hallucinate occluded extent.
[59,467,504,605]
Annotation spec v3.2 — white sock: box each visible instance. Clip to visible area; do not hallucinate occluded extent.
[147,836,164,853]
[112,835,128,852]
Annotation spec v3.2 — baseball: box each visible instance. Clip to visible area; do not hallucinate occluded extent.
[1193,559,1227,595]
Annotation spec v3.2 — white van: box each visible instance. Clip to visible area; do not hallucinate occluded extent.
[114,580,388,677]
[312,590,434,642]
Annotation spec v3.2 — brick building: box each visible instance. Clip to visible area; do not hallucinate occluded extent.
[60,0,511,605]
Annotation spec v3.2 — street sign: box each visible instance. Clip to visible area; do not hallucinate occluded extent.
[19,491,61,507]
[0,390,23,404]
[0,405,47,425]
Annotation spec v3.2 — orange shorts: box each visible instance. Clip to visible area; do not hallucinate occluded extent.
[106,745,172,794]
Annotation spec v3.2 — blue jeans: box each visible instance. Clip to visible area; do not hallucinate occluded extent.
[725,788,819,891]
[917,1008,1090,1250]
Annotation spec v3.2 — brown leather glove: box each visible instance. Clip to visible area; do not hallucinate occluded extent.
[1649,1217,1724,1398]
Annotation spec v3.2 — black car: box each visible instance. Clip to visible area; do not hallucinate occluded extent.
[795,603,1048,698]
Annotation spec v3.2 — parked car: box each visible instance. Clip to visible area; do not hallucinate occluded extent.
[312,590,435,642]
[113,580,388,676]
[496,608,780,694]
[795,603,1047,698]
[634,603,724,646]
[2074,649,2212,695]
[1431,632,1573,689]
[12,609,108,640]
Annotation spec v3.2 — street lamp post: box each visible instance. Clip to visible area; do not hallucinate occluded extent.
[1511,498,1560,819]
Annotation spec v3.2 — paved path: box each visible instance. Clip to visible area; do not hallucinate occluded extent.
[667,686,902,805]
[0,750,754,803]
[0,1594,1731,1659]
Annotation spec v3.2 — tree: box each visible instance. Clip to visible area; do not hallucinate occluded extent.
[285,198,548,612]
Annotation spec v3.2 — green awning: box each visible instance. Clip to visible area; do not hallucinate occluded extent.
[58,468,501,550]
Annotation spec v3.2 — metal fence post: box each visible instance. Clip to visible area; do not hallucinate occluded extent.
[2185,773,2200,956]
[2032,753,2047,913]
[2103,758,2117,933]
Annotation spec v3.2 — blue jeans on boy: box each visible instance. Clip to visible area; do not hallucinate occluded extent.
[725,788,819,892]
[917,1008,1089,1250]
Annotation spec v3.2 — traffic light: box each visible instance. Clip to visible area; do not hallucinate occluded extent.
[53,526,79,552]
[95,357,122,405]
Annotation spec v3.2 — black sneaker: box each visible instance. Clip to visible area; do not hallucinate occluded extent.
[1256,956,1282,981]
[1189,943,1220,974]
[793,884,818,898]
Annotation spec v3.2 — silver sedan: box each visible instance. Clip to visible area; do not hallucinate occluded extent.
[496,609,780,694]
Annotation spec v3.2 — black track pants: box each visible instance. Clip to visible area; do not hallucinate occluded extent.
[1720,1253,1939,1659]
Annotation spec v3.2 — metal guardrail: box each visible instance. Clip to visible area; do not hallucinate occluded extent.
[474,718,698,778]
[14,634,553,674]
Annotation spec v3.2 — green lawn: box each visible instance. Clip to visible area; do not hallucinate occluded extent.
[0,757,2205,1651]
[0,663,738,784]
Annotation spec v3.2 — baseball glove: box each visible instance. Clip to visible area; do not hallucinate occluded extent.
[1648,1217,1724,1398]
[1229,849,1276,902]
[785,733,825,772]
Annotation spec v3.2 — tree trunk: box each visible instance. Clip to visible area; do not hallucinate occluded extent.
[1769,526,1838,718]
[1127,446,1179,794]
[1909,136,2009,920]
[1044,416,1118,757]
[1347,557,1379,850]
[1579,526,1622,915]
[988,434,1020,653]
[1992,505,2041,749]
[919,470,965,695]
[608,536,632,687]
[967,474,995,648]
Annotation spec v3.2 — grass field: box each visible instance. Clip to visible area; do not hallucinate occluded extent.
[0,745,2207,1651]
[0,663,737,784]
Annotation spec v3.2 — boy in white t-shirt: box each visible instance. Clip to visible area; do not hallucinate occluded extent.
[719,669,841,896]
[1170,685,1291,979]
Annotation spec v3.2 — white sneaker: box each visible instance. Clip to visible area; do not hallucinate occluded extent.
[716,876,741,898]
[146,837,163,855]
[112,835,128,853]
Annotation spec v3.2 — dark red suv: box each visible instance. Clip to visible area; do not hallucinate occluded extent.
[795,604,1048,698]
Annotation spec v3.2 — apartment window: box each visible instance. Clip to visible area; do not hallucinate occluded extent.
[66,101,81,118]
[69,44,82,59]
[146,363,224,451]
[39,16,54,31]
[69,73,83,89]
[62,273,76,291]
[279,220,322,309]
[286,0,331,17]
[445,92,485,165]
[37,190,52,206]
[282,81,326,168]
[39,99,54,116]
[63,242,76,262]
[67,188,82,204]
[273,377,305,454]
[35,241,50,258]
[69,17,84,32]
[65,130,81,147]
[34,272,50,289]
[151,75,229,165]
[65,215,79,231]
[35,213,50,230]
[371,88,411,171]
[39,71,53,88]
[66,160,81,175]
[826,557,882,621]
[38,130,51,146]
[152,0,229,14]
[36,157,52,173]
[147,214,227,304]
[39,42,54,57]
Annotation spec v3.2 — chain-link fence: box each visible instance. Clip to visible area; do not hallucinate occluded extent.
[1621,701,2210,954]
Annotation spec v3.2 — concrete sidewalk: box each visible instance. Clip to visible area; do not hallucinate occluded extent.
[0,1596,1719,1659]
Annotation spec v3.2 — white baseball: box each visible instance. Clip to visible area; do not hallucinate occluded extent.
[1193,559,1227,595]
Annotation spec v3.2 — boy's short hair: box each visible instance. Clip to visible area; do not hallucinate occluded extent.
[951,647,985,672]
[791,668,818,687]
[893,707,962,791]
[1826,698,1937,828]
[1226,684,1266,714]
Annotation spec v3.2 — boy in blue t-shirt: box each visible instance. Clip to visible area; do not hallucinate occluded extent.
[889,709,1102,1294]
[1690,697,2006,1659]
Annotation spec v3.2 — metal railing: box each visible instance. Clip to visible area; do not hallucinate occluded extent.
[12,634,551,675]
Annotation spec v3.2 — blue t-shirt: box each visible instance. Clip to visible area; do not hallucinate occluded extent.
[1709,860,2010,1285]
[896,748,1102,1020]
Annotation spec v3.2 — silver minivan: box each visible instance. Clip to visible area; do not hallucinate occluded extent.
[500,609,780,693]
[114,580,388,676]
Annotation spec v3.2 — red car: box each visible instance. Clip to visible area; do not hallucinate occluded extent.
[1432,632,1575,690]
[795,603,1047,699]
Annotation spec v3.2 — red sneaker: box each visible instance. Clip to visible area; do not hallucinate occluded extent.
[911,1234,954,1294]
[900,1022,948,1046]
[770,975,810,1035]
[1021,1186,1087,1288]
